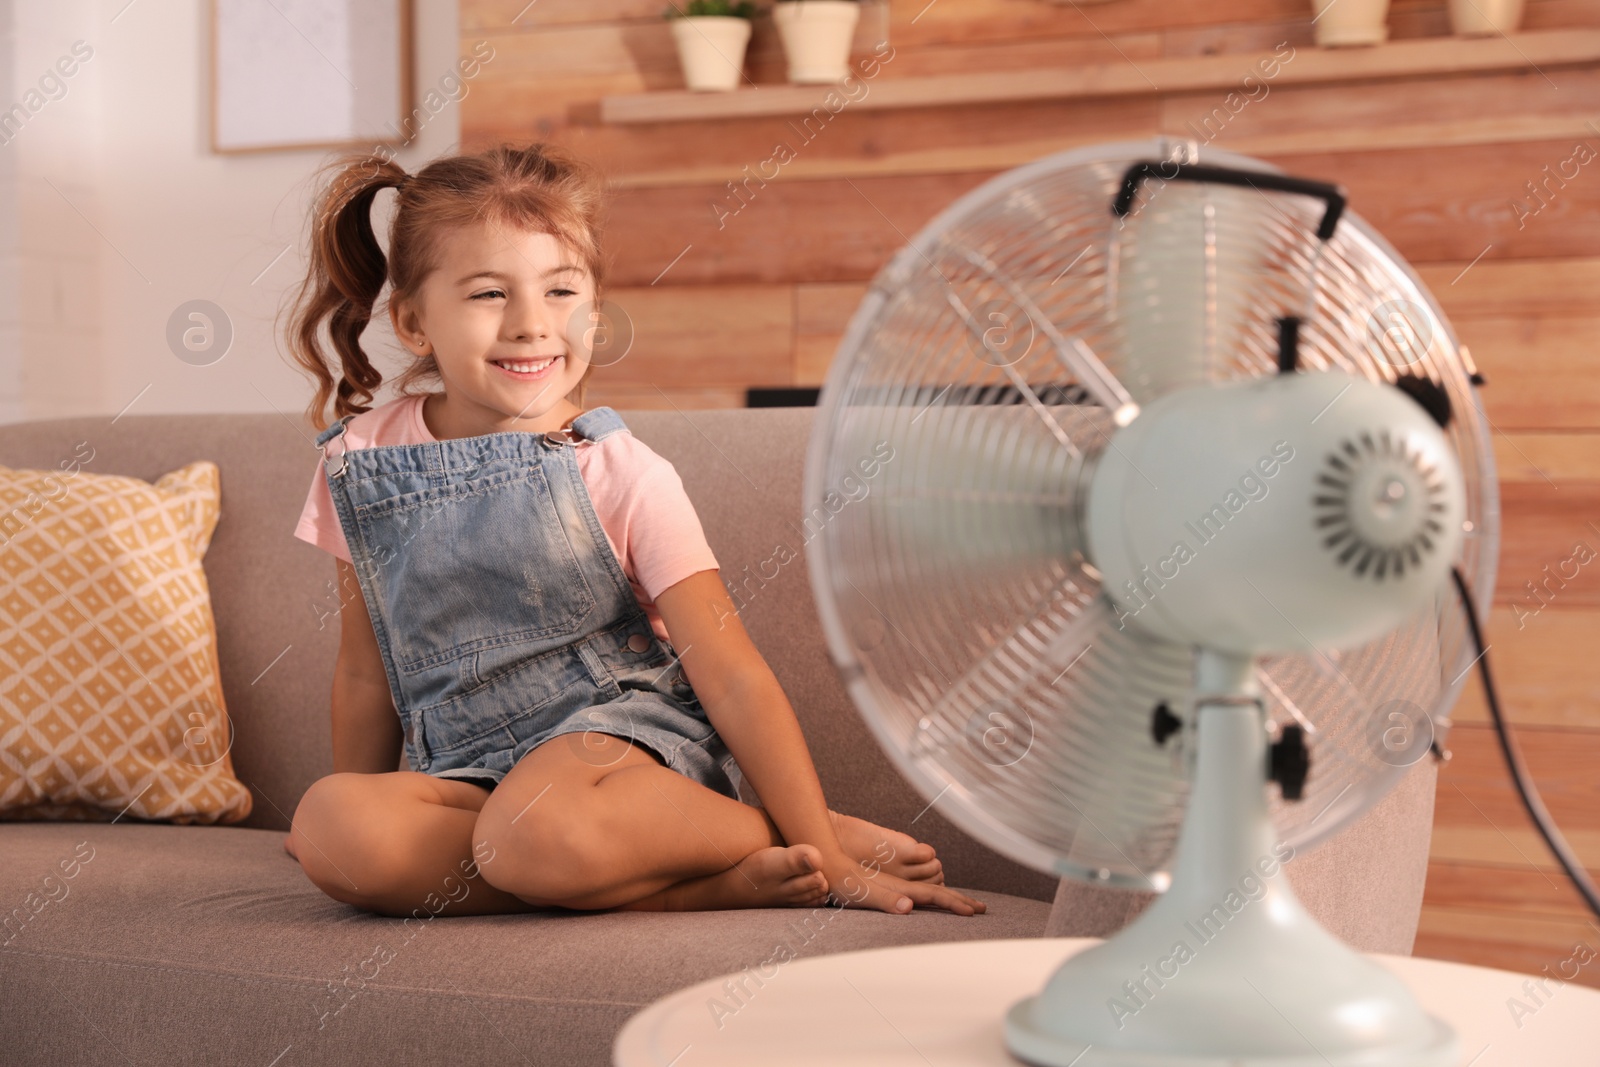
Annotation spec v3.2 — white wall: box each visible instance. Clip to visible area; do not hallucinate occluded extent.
[0,0,462,426]
[0,0,100,424]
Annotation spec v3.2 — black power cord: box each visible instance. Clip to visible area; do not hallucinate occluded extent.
[1450,565,1600,920]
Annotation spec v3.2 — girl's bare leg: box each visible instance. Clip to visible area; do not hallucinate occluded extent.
[288,740,942,916]
[611,808,945,911]
[283,778,937,885]
[473,731,849,911]
[288,770,542,917]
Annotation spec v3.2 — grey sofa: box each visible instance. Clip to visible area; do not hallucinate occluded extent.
[0,407,1439,1066]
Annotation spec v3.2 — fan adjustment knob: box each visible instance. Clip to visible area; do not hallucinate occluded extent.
[1269,724,1311,800]
[1150,702,1182,747]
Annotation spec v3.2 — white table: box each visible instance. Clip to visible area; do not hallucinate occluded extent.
[613,937,1600,1066]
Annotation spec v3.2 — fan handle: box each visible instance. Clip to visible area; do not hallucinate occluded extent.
[1110,161,1348,241]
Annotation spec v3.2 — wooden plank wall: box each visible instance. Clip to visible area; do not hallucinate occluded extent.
[460,0,1600,982]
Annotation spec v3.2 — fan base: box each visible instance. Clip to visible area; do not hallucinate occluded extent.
[1004,661,1457,1067]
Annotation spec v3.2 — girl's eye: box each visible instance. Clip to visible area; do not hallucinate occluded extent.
[472,288,578,299]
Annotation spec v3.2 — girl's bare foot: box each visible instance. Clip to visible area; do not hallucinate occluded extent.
[827,810,944,884]
[624,843,831,912]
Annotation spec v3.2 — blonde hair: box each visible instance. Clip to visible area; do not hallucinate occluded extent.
[284,141,610,429]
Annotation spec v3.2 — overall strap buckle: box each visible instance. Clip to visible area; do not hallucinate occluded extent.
[317,415,355,477]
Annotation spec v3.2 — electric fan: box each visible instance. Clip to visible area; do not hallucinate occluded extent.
[802,136,1498,1066]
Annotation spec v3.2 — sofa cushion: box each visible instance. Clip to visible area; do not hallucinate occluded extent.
[0,457,251,825]
[0,822,1050,1066]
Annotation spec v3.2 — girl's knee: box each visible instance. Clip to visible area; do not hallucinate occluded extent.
[290,773,405,904]
[295,771,432,830]
[294,771,371,825]
[292,775,366,850]
[473,801,596,901]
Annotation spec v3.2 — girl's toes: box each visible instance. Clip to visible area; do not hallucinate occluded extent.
[787,843,824,878]
[774,844,827,901]
[784,870,828,904]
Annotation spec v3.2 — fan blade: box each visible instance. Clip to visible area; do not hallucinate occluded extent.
[1115,180,1278,402]
[826,403,1109,579]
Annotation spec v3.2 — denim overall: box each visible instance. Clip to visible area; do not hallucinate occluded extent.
[313,404,749,803]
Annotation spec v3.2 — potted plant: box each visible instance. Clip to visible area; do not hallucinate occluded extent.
[1309,0,1389,46]
[1449,0,1524,35]
[665,1,756,92]
[774,0,861,84]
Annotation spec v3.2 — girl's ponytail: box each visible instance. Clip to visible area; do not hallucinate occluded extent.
[287,154,409,430]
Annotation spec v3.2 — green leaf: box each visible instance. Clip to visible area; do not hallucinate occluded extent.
[664,0,759,18]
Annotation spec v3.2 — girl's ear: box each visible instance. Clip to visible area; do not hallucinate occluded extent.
[390,296,428,355]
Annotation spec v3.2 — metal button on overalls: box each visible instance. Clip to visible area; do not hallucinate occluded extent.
[311,405,750,803]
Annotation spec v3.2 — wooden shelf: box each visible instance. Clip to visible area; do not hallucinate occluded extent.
[600,28,1600,125]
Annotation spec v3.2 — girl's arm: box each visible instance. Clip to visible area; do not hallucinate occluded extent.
[329,558,404,775]
[655,570,985,915]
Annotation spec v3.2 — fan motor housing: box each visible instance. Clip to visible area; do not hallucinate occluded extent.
[1083,368,1466,654]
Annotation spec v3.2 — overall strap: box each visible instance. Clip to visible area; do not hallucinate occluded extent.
[568,406,629,445]
[316,414,356,478]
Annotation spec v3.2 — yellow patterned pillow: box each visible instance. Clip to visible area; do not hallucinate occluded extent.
[0,453,252,824]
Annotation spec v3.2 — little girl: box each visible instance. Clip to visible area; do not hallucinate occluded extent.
[280,141,987,921]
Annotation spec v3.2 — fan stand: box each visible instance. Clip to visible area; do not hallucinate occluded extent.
[1004,647,1458,1067]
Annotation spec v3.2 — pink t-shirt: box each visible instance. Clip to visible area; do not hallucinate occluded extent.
[294,394,718,644]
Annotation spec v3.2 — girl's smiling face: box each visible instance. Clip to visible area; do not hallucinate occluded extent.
[391,221,594,440]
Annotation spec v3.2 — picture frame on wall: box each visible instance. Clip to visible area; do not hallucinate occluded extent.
[210,0,412,154]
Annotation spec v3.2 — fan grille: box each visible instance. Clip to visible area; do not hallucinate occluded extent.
[804,138,1499,887]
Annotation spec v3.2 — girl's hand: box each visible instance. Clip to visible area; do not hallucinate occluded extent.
[816,848,987,916]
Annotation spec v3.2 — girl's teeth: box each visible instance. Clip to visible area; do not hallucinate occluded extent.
[496,358,556,373]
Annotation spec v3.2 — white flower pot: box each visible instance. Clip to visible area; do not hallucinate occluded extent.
[1310,0,1390,46]
[773,1,861,84]
[1449,0,1525,35]
[671,16,751,92]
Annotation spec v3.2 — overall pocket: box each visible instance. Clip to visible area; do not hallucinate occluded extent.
[352,464,596,674]
[417,645,593,758]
